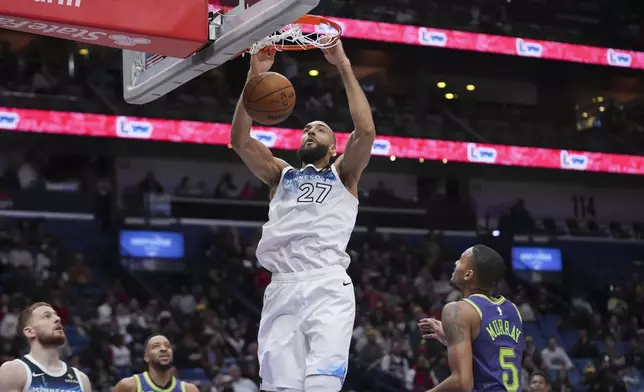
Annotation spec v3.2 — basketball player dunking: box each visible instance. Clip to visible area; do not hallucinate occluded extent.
[113,334,199,392]
[418,245,524,392]
[230,41,375,392]
[0,302,93,392]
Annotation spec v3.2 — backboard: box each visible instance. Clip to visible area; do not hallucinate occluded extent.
[122,0,319,105]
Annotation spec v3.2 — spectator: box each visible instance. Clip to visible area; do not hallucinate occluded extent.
[517,295,537,322]
[541,337,574,371]
[8,240,34,269]
[528,371,551,392]
[607,286,629,319]
[109,334,132,375]
[380,341,410,390]
[229,364,259,392]
[67,254,93,285]
[171,286,197,315]
[571,330,599,358]
[0,305,19,339]
[97,294,116,326]
[552,369,573,392]
[357,328,384,366]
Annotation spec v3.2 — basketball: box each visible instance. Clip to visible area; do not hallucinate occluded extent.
[242,72,296,125]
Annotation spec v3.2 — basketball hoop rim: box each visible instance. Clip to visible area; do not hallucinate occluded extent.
[256,14,342,52]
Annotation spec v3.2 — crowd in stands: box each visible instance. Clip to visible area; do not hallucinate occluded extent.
[0,213,643,392]
[2,27,644,154]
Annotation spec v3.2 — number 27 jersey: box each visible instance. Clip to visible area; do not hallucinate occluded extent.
[256,163,359,273]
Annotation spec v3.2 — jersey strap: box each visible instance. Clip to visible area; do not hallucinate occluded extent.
[135,372,183,392]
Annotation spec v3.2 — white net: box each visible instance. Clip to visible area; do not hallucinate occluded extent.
[247,20,341,54]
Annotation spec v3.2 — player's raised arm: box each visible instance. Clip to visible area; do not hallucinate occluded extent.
[429,302,475,392]
[230,51,288,187]
[0,360,28,392]
[324,40,376,183]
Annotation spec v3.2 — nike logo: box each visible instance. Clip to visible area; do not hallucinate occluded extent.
[33,373,45,377]
[342,281,351,286]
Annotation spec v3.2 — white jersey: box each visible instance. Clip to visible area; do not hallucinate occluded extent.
[256,163,359,273]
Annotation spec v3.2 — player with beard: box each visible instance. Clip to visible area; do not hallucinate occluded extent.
[113,334,198,392]
[230,42,375,392]
[0,302,93,392]
[418,245,524,392]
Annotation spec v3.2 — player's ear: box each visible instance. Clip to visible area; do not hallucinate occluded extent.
[330,144,337,156]
[464,269,474,282]
[23,326,35,340]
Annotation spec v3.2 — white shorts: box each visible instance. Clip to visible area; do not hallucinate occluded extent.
[257,265,356,391]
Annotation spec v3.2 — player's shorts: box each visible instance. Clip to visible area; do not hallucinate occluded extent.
[258,265,356,391]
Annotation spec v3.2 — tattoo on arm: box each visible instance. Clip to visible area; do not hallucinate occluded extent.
[442,304,467,345]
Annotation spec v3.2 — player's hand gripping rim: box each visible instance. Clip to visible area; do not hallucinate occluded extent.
[418,317,447,346]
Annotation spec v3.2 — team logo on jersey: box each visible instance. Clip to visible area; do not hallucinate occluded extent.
[607,49,632,67]
[418,28,447,47]
[116,116,154,139]
[371,139,391,155]
[250,129,277,148]
[560,150,588,170]
[516,38,543,58]
[0,111,20,130]
[65,373,79,384]
[467,143,497,163]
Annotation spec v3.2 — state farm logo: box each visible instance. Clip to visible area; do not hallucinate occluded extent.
[0,18,151,47]
[109,35,151,47]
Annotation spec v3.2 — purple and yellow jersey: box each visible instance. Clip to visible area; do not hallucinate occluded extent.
[462,294,524,392]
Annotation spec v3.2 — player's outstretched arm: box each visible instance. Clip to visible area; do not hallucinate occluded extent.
[0,360,27,392]
[230,51,288,186]
[184,382,200,392]
[112,376,137,392]
[323,40,376,183]
[428,302,475,392]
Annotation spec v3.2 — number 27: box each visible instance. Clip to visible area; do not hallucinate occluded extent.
[297,183,332,203]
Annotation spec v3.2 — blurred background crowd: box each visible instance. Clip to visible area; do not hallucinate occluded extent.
[1,0,644,391]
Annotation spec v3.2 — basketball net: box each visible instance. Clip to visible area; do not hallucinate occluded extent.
[246,15,342,54]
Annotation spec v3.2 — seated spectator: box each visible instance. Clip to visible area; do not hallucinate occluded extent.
[357,328,384,366]
[524,336,542,368]
[516,295,536,322]
[8,240,34,269]
[607,287,628,319]
[109,334,132,375]
[528,370,551,392]
[571,330,599,358]
[552,369,573,392]
[380,341,410,390]
[603,336,626,367]
[541,337,574,371]
[67,253,93,285]
[229,364,259,392]
[0,305,19,340]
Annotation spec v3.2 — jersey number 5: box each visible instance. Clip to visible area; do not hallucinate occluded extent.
[297,183,332,203]
[499,347,519,392]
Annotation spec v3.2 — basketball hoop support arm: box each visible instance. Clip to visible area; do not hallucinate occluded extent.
[123,0,319,105]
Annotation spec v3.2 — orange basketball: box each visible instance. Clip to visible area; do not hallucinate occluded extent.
[243,72,296,125]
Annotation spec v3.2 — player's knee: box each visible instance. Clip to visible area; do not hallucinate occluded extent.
[304,375,342,392]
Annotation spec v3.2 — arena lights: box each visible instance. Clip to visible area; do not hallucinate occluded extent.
[308,69,320,77]
[599,106,605,112]
[437,82,447,88]
[419,158,425,163]
[2,107,644,175]
[445,93,455,100]
[78,48,89,56]
[466,84,476,91]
